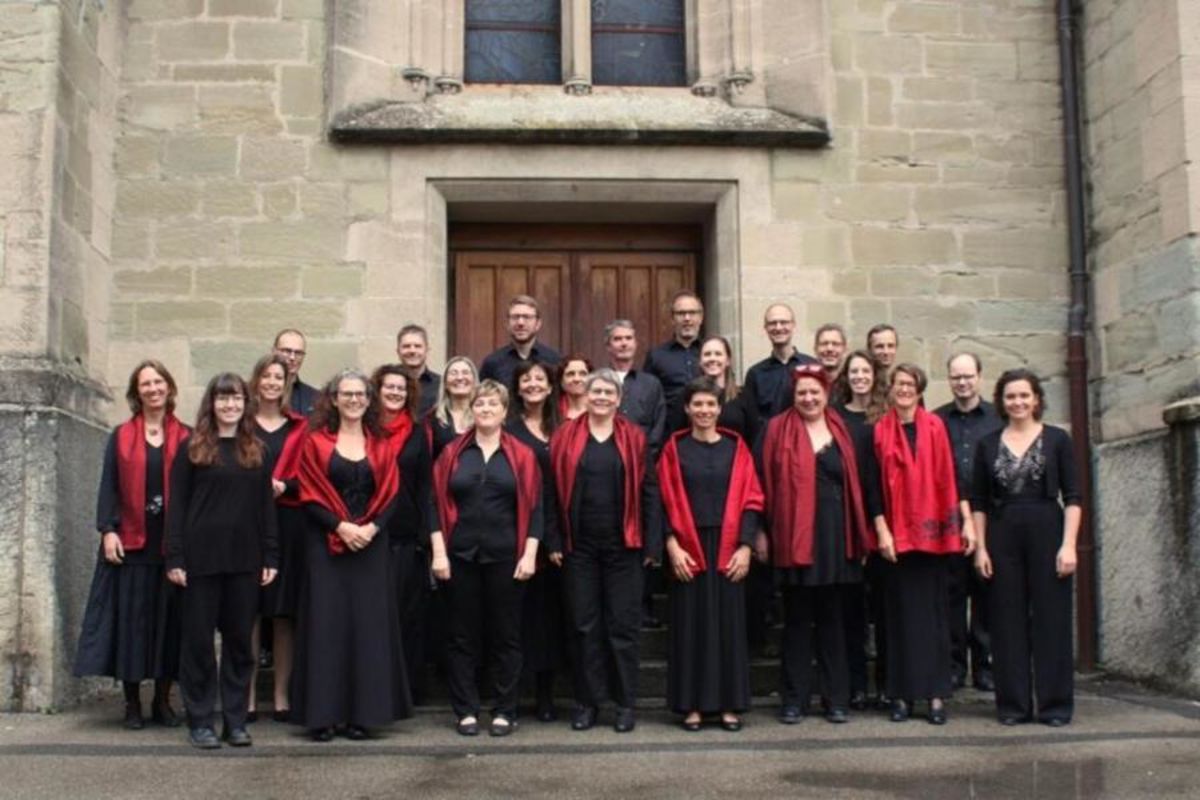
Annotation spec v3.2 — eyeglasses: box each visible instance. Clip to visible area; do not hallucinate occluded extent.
[949,375,977,382]
[215,395,245,405]
[337,391,367,400]
[277,348,306,358]
[672,309,702,318]
[508,313,537,322]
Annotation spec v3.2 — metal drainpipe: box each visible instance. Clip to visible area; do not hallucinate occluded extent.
[1056,0,1097,671]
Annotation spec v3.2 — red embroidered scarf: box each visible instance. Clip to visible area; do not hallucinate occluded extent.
[761,407,873,567]
[657,428,764,577]
[431,429,541,560]
[298,428,400,555]
[115,414,189,551]
[550,414,646,551]
[874,406,962,555]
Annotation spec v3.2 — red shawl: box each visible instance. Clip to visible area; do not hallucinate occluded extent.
[298,428,400,555]
[874,406,962,555]
[550,414,646,551]
[431,429,541,560]
[271,410,309,508]
[761,407,874,567]
[383,410,415,452]
[657,428,764,577]
[114,414,189,551]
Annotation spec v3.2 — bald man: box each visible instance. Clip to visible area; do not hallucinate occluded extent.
[742,303,819,423]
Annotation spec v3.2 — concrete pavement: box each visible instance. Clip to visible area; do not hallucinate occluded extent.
[1,676,1197,799]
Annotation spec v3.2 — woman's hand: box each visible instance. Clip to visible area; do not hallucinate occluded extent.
[431,553,451,582]
[1056,544,1077,578]
[261,567,278,586]
[666,540,696,583]
[271,479,286,498]
[102,532,125,565]
[877,529,898,563]
[725,545,752,583]
[548,551,564,567]
[754,530,770,564]
[974,547,993,580]
[167,568,187,587]
[961,518,978,557]
[514,551,537,581]
[338,521,371,551]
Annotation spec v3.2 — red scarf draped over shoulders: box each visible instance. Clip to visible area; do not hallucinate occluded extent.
[271,410,309,508]
[761,407,874,567]
[115,414,189,552]
[874,406,962,555]
[550,414,646,552]
[298,427,401,555]
[431,429,541,560]
[657,428,763,577]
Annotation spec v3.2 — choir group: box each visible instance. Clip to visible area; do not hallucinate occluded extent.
[74,290,1081,749]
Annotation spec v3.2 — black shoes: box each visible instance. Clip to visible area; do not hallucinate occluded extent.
[456,717,480,737]
[1042,717,1069,728]
[889,699,910,722]
[150,701,181,728]
[778,705,803,725]
[345,725,370,741]
[848,691,869,711]
[123,702,144,731]
[719,715,742,732]
[682,716,702,732]
[570,705,597,731]
[188,727,221,749]
[245,711,258,724]
[613,707,636,733]
[311,727,336,742]
[973,672,996,692]
[489,715,516,737]
[273,709,291,723]
[825,708,849,724]
[928,700,947,726]
[223,727,253,747]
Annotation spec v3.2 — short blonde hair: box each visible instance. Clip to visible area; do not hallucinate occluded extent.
[471,379,510,409]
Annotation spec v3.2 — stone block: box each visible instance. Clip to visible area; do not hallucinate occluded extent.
[114,180,199,219]
[0,4,57,62]
[1120,237,1200,313]
[771,182,823,222]
[346,182,389,218]
[927,41,1017,80]
[156,21,229,61]
[307,146,390,181]
[835,76,864,126]
[856,163,939,184]
[282,0,324,19]
[870,266,936,297]
[896,101,996,131]
[937,272,996,298]
[962,228,1064,267]
[239,137,307,180]
[121,85,196,131]
[770,147,854,183]
[232,20,305,61]
[892,298,977,338]
[208,0,279,17]
[831,269,868,296]
[280,65,322,117]
[867,77,894,126]
[826,186,912,223]
[163,136,238,177]
[858,129,911,160]
[915,187,1053,225]
[115,136,161,178]
[194,265,299,298]
[156,221,236,259]
[113,266,192,295]
[110,302,135,339]
[887,3,959,34]
[111,223,151,260]
[848,298,889,333]
[201,181,258,217]
[239,221,347,260]
[261,183,298,218]
[801,227,850,267]
[197,85,281,134]
[228,300,344,338]
[172,64,275,82]
[190,340,268,382]
[302,265,364,297]
[805,300,848,329]
[977,299,1066,334]
[912,132,975,163]
[136,300,227,337]
[851,228,957,266]
[854,33,923,74]
[128,0,204,20]
[902,77,973,103]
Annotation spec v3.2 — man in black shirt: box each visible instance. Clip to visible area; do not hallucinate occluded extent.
[867,323,899,370]
[934,351,1001,692]
[479,294,562,388]
[605,319,666,454]
[742,303,819,423]
[814,322,848,383]
[643,289,704,413]
[396,323,440,419]
[273,328,318,416]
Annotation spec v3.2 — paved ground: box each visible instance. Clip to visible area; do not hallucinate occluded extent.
[2,676,1198,799]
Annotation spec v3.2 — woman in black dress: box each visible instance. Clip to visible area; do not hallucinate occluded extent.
[430,379,543,737]
[660,378,763,732]
[758,365,875,724]
[429,356,477,460]
[972,369,1081,726]
[872,363,975,725]
[507,360,566,721]
[832,350,888,435]
[247,354,307,723]
[165,372,279,749]
[75,360,188,730]
[373,364,433,704]
[293,369,412,741]
[550,369,662,734]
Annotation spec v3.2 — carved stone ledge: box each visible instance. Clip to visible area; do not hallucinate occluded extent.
[564,79,593,96]
[434,77,464,95]
[690,81,719,98]
[400,67,431,93]
[724,71,754,95]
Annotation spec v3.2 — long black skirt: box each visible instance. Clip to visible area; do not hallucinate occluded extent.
[260,505,306,618]
[521,561,568,674]
[884,552,952,701]
[290,528,412,729]
[74,554,181,683]
[667,526,751,715]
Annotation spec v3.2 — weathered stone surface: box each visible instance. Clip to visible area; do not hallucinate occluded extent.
[201,181,258,217]
[239,137,306,180]
[114,181,198,218]
[194,265,298,298]
[163,136,238,177]
[232,20,305,61]
[172,64,275,83]
[228,301,343,338]
[209,0,279,17]
[127,0,203,20]
[136,300,227,337]
[302,264,364,297]
[279,65,322,117]
[122,85,196,131]
[155,221,236,259]
[156,21,230,62]
[113,266,191,295]
[239,221,346,260]
[851,228,957,265]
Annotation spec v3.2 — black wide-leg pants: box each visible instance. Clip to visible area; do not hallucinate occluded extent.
[781,583,849,711]
[987,501,1074,723]
[948,552,992,683]
[565,542,643,709]
[445,557,525,719]
[179,572,258,730]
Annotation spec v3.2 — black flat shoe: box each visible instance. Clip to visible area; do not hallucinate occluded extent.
[311,727,335,742]
[188,727,221,749]
[613,707,636,733]
[848,691,869,711]
[778,705,803,725]
[973,672,995,692]
[273,709,291,723]
[489,715,516,737]
[150,702,181,728]
[345,725,370,741]
[245,711,258,724]
[875,694,893,712]
[123,702,145,731]
[720,716,742,732]
[536,704,557,723]
[456,717,480,737]
[928,706,947,726]
[570,705,597,731]
[682,718,702,732]
[825,708,849,724]
[1042,717,1069,728]
[889,700,910,723]
[222,727,253,747]
[998,716,1023,726]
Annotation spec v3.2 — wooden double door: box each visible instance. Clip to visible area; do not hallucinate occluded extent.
[451,225,700,369]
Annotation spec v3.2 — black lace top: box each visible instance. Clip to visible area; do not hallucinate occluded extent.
[993,434,1046,499]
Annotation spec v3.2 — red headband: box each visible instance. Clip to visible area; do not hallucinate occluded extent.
[791,363,831,393]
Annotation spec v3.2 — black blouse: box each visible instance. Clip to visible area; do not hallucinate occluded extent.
[387,428,432,546]
[508,417,561,553]
[971,425,1081,512]
[95,435,167,564]
[255,420,300,500]
[675,435,759,543]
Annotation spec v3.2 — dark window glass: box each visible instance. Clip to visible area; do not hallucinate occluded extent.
[465,0,562,84]
[591,0,686,87]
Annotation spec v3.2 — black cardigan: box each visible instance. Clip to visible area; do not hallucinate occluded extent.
[970,424,1082,513]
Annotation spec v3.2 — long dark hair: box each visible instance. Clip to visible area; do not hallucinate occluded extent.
[188,372,263,467]
[310,368,385,436]
[833,349,887,422]
[248,354,292,413]
[509,360,560,435]
[371,363,421,418]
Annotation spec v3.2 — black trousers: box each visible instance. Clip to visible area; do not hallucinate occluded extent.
[445,557,525,718]
[390,539,431,703]
[884,553,952,702]
[988,501,1074,722]
[179,572,258,730]
[566,543,643,709]
[865,555,890,695]
[781,583,849,711]
[842,582,869,696]
[948,552,992,682]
